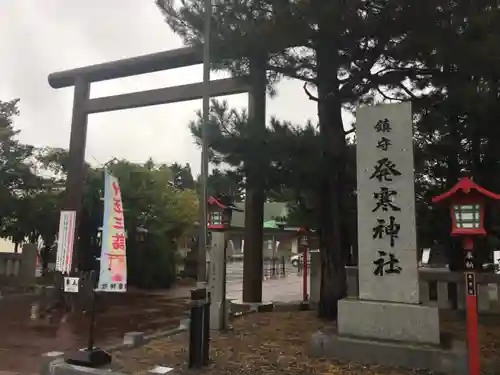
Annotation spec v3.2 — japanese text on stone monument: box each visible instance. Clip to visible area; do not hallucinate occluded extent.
[356,102,419,304]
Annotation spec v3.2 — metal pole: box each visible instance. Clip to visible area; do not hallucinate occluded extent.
[198,0,212,286]
[202,292,211,365]
[188,302,203,368]
[87,281,97,350]
[189,288,206,368]
[303,245,309,302]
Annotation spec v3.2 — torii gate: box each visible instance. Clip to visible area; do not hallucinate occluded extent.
[48,45,266,303]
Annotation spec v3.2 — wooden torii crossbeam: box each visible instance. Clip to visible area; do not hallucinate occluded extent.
[48,44,266,282]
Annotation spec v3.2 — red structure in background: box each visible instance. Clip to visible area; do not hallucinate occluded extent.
[298,228,309,301]
[432,177,500,375]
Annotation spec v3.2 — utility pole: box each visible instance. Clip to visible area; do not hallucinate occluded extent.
[198,0,212,286]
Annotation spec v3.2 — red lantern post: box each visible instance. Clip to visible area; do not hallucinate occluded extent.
[432,177,500,375]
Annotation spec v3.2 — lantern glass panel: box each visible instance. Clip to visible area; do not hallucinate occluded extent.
[210,212,222,225]
[453,204,481,229]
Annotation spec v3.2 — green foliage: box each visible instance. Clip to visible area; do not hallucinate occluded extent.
[127,233,177,289]
[0,108,199,289]
[190,98,358,241]
[170,162,196,190]
[76,159,199,287]
[0,98,42,244]
[200,168,244,202]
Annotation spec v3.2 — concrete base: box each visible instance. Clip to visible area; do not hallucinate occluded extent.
[310,331,467,375]
[123,332,145,347]
[229,300,274,315]
[41,362,124,375]
[210,300,230,330]
[147,365,178,375]
[338,298,440,344]
[64,348,112,368]
[40,351,65,375]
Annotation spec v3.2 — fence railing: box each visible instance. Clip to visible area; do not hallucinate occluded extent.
[0,253,22,277]
[307,251,500,313]
[343,266,500,313]
[0,244,38,286]
[262,257,287,280]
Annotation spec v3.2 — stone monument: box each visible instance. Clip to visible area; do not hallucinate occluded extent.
[208,231,229,330]
[311,102,467,374]
[340,102,439,343]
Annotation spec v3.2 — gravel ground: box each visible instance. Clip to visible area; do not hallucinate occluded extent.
[111,310,500,375]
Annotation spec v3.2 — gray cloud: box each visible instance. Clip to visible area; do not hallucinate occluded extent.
[0,0,347,176]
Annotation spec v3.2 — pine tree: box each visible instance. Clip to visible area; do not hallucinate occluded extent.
[0,98,39,246]
[156,0,495,318]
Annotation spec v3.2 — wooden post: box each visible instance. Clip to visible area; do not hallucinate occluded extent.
[242,55,267,303]
[63,76,90,273]
[464,237,479,375]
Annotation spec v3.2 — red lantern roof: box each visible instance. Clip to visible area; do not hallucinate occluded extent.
[432,177,500,203]
[207,196,244,212]
[207,196,227,209]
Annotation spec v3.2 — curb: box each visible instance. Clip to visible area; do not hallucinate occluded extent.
[40,321,188,375]
[40,302,311,375]
[104,325,187,353]
[230,300,313,316]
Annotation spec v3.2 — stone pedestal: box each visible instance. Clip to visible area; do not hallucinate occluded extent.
[338,298,440,344]
[209,231,228,330]
[309,251,321,304]
[310,332,467,375]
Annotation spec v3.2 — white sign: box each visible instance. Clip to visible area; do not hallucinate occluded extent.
[421,248,431,265]
[64,277,79,293]
[494,250,500,274]
[356,102,419,304]
[209,231,227,330]
[55,210,76,274]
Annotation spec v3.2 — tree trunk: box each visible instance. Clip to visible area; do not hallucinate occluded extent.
[316,43,348,320]
[444,66,463,275]
[242,56,267,303]
[242,188,265,302]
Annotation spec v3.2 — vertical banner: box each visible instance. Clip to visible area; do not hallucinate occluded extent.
[55,210,76,274]
[97,171,127,292]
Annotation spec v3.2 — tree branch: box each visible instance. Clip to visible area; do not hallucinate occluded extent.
[303,83,319,102]
[268,64,316,84]
[398,82,418,99]
[345,127,356,136]
[376,87,401,102]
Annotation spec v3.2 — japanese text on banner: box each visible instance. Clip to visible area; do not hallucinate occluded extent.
[97,171,127,292]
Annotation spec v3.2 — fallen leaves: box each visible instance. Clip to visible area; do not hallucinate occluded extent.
[112,309,500,375]
[113,311,432,375]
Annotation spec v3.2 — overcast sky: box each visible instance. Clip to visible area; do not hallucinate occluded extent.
[0,0,353,176]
